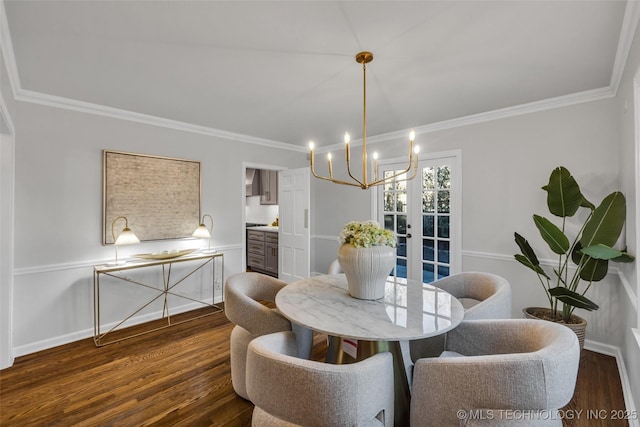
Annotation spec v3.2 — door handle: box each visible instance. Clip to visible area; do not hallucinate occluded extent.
[407,233,412,238]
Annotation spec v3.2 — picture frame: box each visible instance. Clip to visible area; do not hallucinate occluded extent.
[103,150,201,244]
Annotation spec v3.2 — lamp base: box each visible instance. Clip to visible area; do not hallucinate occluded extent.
[199,248,217,254]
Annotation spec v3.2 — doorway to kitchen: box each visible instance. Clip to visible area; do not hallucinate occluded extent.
[243,163,283,278]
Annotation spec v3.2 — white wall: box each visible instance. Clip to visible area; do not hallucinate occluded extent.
[615,18,640,416]
[0,49,16,369]
[9,100,306,355]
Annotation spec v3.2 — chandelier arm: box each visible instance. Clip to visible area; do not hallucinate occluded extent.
[345,156,366,188]
[310,171,364,188]
[367,155,418,187]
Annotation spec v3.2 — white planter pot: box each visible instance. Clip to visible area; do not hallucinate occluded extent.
[338,244,396,300]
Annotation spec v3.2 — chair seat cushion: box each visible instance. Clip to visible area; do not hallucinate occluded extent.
[439,350,465,358]
[459,297,481,310]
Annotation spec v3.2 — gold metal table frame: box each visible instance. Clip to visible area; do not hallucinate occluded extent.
[93,252,224,347]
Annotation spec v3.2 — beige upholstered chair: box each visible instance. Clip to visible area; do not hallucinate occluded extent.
[224,272,302,400]
[410,272,512,361]
[246,331,395,426]
[410,319,580,427]
[327,259,343,274]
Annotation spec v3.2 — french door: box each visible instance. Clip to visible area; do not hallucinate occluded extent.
[377,152,461,283]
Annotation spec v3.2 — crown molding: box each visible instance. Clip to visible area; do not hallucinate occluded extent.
[610,0,640,94]
[0,0,20,99]
[15,89,308,152]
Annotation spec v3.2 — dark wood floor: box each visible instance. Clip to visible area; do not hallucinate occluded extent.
[0,308,628,426]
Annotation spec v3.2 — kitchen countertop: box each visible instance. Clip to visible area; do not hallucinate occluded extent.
[247,225,279,232]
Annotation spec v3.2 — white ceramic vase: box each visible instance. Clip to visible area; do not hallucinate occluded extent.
[338,244,396,300]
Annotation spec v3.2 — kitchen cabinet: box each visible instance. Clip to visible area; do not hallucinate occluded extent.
[246,168,261,196]
[247,228,278,277]
[260,170,278,205]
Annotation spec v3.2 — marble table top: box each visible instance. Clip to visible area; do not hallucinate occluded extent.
[275,274,465,341]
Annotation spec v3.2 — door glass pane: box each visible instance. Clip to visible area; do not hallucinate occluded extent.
[438,265,450,279]
[437,165,451,189]
[423,167,435,189]
[423,263,434,283]
[397,192,407,212]
[397,215,407,234]
[396,258,407,279]
[384,214,394,231]
[438,240,450,263]
[437,216,450,238]
[437,190,450,213]
[423,239,434,261]
[384,192,394,212]
[397,236,407,257]
[423,215,434,237]
[423,191,434,213]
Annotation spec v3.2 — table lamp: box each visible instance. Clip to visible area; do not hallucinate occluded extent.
[193,214,215,253]
[110,216,140,265]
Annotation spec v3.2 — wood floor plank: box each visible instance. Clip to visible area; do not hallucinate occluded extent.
[0,307,629,426]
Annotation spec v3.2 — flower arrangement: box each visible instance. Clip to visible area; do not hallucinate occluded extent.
[338,220,397,248]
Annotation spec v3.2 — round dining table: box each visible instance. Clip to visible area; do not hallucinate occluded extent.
[275,274,465,426]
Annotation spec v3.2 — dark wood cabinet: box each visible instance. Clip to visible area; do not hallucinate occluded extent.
[247,229,278,277]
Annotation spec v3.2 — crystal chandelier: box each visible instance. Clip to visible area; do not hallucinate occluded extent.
[308,51,420,190]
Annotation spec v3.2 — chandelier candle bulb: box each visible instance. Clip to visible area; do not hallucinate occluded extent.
[327,152,333,178]
[344,132,350,163]
[373,152,379,180]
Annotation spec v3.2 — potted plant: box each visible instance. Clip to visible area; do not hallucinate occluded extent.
[338,220,397,300]
[514,166,634,348]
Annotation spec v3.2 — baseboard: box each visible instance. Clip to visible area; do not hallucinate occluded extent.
[12,296,224,359]
[584,340,639,427]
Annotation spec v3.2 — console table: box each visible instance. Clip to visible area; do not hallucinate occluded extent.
[93,251,224,346]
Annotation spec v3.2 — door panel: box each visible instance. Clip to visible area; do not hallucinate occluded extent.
[278,167,310,283]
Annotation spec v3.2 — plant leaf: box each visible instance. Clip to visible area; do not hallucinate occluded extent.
[579,257,609,282]
[534,215,570,255]
[613,253,635,263]
[581,244,625,260]
[542,167,585,218]
[549,287,599,311]
[581,192,626,248]
[514,232,540,265]
[515,254,551,279]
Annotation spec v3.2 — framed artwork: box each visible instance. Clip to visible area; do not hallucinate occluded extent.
[103,150,201,244]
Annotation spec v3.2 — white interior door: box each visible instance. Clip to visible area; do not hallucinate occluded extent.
[278,167,310,283]
[378,152,461,283]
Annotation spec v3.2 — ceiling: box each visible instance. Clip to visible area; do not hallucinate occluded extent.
[2,1,632,150]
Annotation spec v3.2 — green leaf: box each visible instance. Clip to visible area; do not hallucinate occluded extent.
[581,192,626,248]
[613,253,635,263]
[571,242,609,282]
[514,254,551,279]
[581,197,595,210]
[534,215,570,255]
[542,167,585,218]
[581,244,626,260]
[514,232,540,265]
[549,287,599,311]
[579,257,609,282]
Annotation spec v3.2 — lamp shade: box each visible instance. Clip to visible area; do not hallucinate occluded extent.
[114,227,140,245]
[192,224,211,239]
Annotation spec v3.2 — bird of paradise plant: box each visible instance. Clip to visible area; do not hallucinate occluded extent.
[514,166,634,323]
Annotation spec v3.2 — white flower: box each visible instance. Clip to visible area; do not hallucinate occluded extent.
[338,220,397,248]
